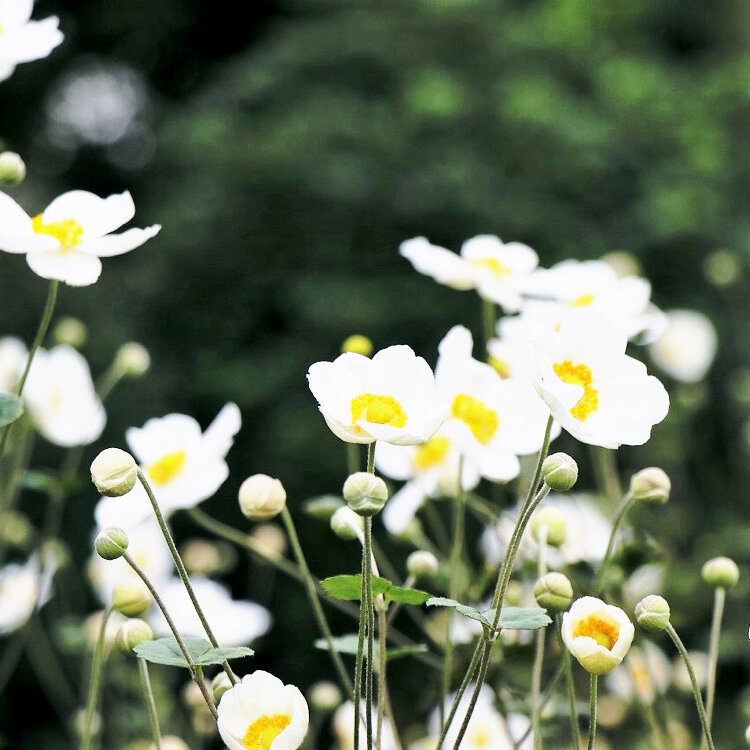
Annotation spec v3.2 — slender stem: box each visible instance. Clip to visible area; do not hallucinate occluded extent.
[594,493,634,594]
[376,609,387,750]
[348,443,360,475]
[366,443,375,474]
[590,446,620,510]
[557,616,581,750]
[666,623,716,750]
[451,634,493,750]
[80,606,112,750]
[703,586,725,746]
[482,299,496,358]
[587,674,598,750]
[364,517,374,750]
[531,527,548,750]
[436,639,482,749]
[353,526,368,750]
[512,665,565,750]
[644,701,668,750]
[138,658,162,750]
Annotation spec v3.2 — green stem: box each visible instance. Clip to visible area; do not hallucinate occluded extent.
[531,527,548,750]
[364,517,374,750]
[376,609,387,750]
[353,524,368,750]
[451,634,493,750]
[512,665,565,750]
[366,443,375,474]
[703,586,725,747]
[644,701,668,750]
[436,638,482,749]
[138,658,162,750]
[482,299,496,358]
[587,674,598,750]
[80,606,112,750]
[348,443,360,475]
[593,492,634,595]
[557,616,581,750]
[590,446,620,510]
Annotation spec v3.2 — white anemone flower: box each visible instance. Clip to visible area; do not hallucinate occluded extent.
[24,344,105,446]
[332,701,398,750]
[149,577,271,647]
[217,671,308,750]
[435,326,555,481]
[650,310,718,383]
[307,345,446,446]
[0,336,26,392]
[0,190,160,286]
[0,1,63,82]
[562,596,634,675]
[0,555,54,634]
[529,311,669,448]
[606,642,671,706]
[400,235,538,313]
[94,403,241,531]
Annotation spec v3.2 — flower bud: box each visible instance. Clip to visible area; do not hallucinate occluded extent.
[341,334,373,357]
[250,522,287,559]
[91,448,138,497]
[113,342,151,378]
[0,510,33,548]
[238,474,287,520]
[115,618,153,654]
[212,672,233,702]
[541,453,578,492]
[94,527,129,560]
[330,506,363,540]
[53,316,88,348]
[343,472,388,517]
[635,595,671,632]
[406,550,440,579]
[530,506,567,547]
[533,572,573,613]
[701,556,740,589]
[0,152,26,185]
[112,581,152,617]
[629,467,671,505]
[309,680,342,711]
[72,708,100,740]
[181,539,225,576]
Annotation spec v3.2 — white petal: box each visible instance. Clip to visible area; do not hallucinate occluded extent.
[78,225,161,257]
[42,190,135,239]
[201,402,241,457]
[382,481,428,535]
[3,17,63,63]
[0,0,33,30]
[26,250,102,286]
[400,237,477,290]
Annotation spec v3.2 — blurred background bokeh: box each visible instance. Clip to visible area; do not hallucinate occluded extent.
[1,0,750,747]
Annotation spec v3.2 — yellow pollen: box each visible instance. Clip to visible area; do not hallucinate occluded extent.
[242,713,291,750]
[451,394,498,444]
[572,615,620,650]
[553,360,599,421]
[488,356,511,378]
[412,435,451,470]
[571,293,595,307]
[470,727,491,747]
[351,393,407,427]
[147,450,186,485]
[468,257,512,277]
[32,214,84,251]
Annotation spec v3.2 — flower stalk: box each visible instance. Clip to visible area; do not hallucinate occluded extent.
[587,674,598,750]
[594,491,635,594]
[703,585,725,748]
[138,657,162,750]
[80,606,112,750]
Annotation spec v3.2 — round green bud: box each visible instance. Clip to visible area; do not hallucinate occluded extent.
[341,334,373,357]
[113,342,151,378]
[115,618,153,654]
[634,595,671,632]
[211,672,233,703]
[53,316,88,348]
[309,680,342,711]
[90,448,138,497]
[406,550,440,579]
[702,556,740,589]
[330,506,363,540]
[533,572,573,613]
[629,467,671,505]
[530,506,567,547]
[0,510,34,547]
[0,152,26,185]
[541,453,578,492]
[112,581,153,617]
[343,472,389,517]
[94,527,129,560]
[238,474,287,520]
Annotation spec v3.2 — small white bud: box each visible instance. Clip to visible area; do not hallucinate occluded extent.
[112,581,152,617]
[0,152,26,185]
[542,453,578,492]
[530,506,567,547]
[702,556,740,589]
[113,342,151,378]
[53,316,88,348]
[630,467,671,505]
[90,448,138,497]
[238,474,287,520]
[635,595,671,632]
[309,680,342,711]
[343,472,388,516]
[250,522,287,559]
[115,618,153,654]
[211,672,233,702]
[94,527,129,560]
[406,550,439,579]
[330,506,363,540]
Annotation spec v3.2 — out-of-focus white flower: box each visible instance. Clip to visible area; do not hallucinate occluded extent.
[307,345,445,446]
[217,671,308,750]
[148,577,271,647]
[24,345,105,446]
[650,310,718,383]
[622,564,665,612]
[485,337,529,381]
[0,336,26,392]
[94,403,241,530]
[400,235,538,313]
[0,190,160,286]
[332,701,398,750]
[0,555,54,634]
[607,642,671,706]
[0,1,63,82]
[672,651,709,693]
[529,311,669,448]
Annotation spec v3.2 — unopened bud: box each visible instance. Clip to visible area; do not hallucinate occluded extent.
[212,672,233,702]
[630,467,671,505]
[309,680,342,711]
[115,618,153,654]
[250,523,287,559]
[341,334,373,357]
[542,453,578,492]
[112,581,152,617]
[635,595,671,632]
[533,572,573,613]
[406,550,440,579]
[343,472,388,516]
[0,152,26,185]
[94,527,128,560]
[701,556,740,589]
[530,506,567,547]
[0,510,33,547]
[330,506,364,540]
[238,474,287,520]
[113,342,151,378]
[72,708,100,740]
[181,539,224,576]
[90,448,137,497]
[53,316,88,348]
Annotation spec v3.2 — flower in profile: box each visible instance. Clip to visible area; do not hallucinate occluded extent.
[332,701,398,750]
[307,345,445,445]
[0,336,26,392]
[400,235,538,312]
[217,671,308,750]
[24,345,105,446]
[650,310,718,383]
[562,596,634,675]
[0,555,54,634]
[529,311,669,448]
[0,190,160,285]
[0,1,63,82]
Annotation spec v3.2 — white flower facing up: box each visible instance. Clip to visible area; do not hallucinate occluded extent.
[562,596,634,675]
[94,403,241,531]
[332,701,398,750]
[217,671,308,750]
[24,344,105,446]
[0,336,26,392]
[529,311,669,448]
[0,0,63,82]
[399,235,538,312]
[0,555,53,634]
[650,310,718,383]
[0,190,160,286]
[307,345,445,446]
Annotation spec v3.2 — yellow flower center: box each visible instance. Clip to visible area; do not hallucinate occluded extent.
[242,713,291,750]
[571,293,595,307]
[31,214,84,251]
[468,257,512,277]
[572,615,620,650]
[412,435,451,470]
[488,355,511,378]
[147,450,186,485]
[451,394,498,444]
[351,393,407,427]
[552,360,599,421]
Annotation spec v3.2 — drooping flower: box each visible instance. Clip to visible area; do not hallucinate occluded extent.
[332,701,398,750]
[529,311,669,448]
[0,336,26,392]
[217,671,308,750]
[400,235,538,312]
[307,345,445,446]
[649,310,718,383]
[0,555,55,634]
[562,596,634,675]
[0,1,63,82]
[0,190,160,285]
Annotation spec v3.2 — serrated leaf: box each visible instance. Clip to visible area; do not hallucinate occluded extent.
[0,394,23,427]
[321,574,432,605]
[133,636,253,668]
[314,634,428,663]
[425,597,493,628]
[303,495,344,520]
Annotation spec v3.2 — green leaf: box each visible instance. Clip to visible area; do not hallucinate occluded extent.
[320,574,432,605]
[303,495,344,520]
[314,634,428,663]
[0,394,23,427]
[133,637,254,668]
[425,597,493,628]
[494,607,552,630]
[385,584,432,605]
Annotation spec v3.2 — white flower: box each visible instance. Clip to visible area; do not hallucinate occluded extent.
[307,345,445,446]
[606,642,671,706]
[0,190,160,286]
[400,235,538,312]
[562,596,634,675]
[24,345,105,446]
[672,651,708,693]
[0,1,63,82]
[0,555,54,634]
[94,403,241,530]
[529,311,669,448]
[148,577,271,647]
[0,336,26,392]
[649,310,717,383]
[485,337,528,382]
[332,701,398,750]
[217,671,308,750]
